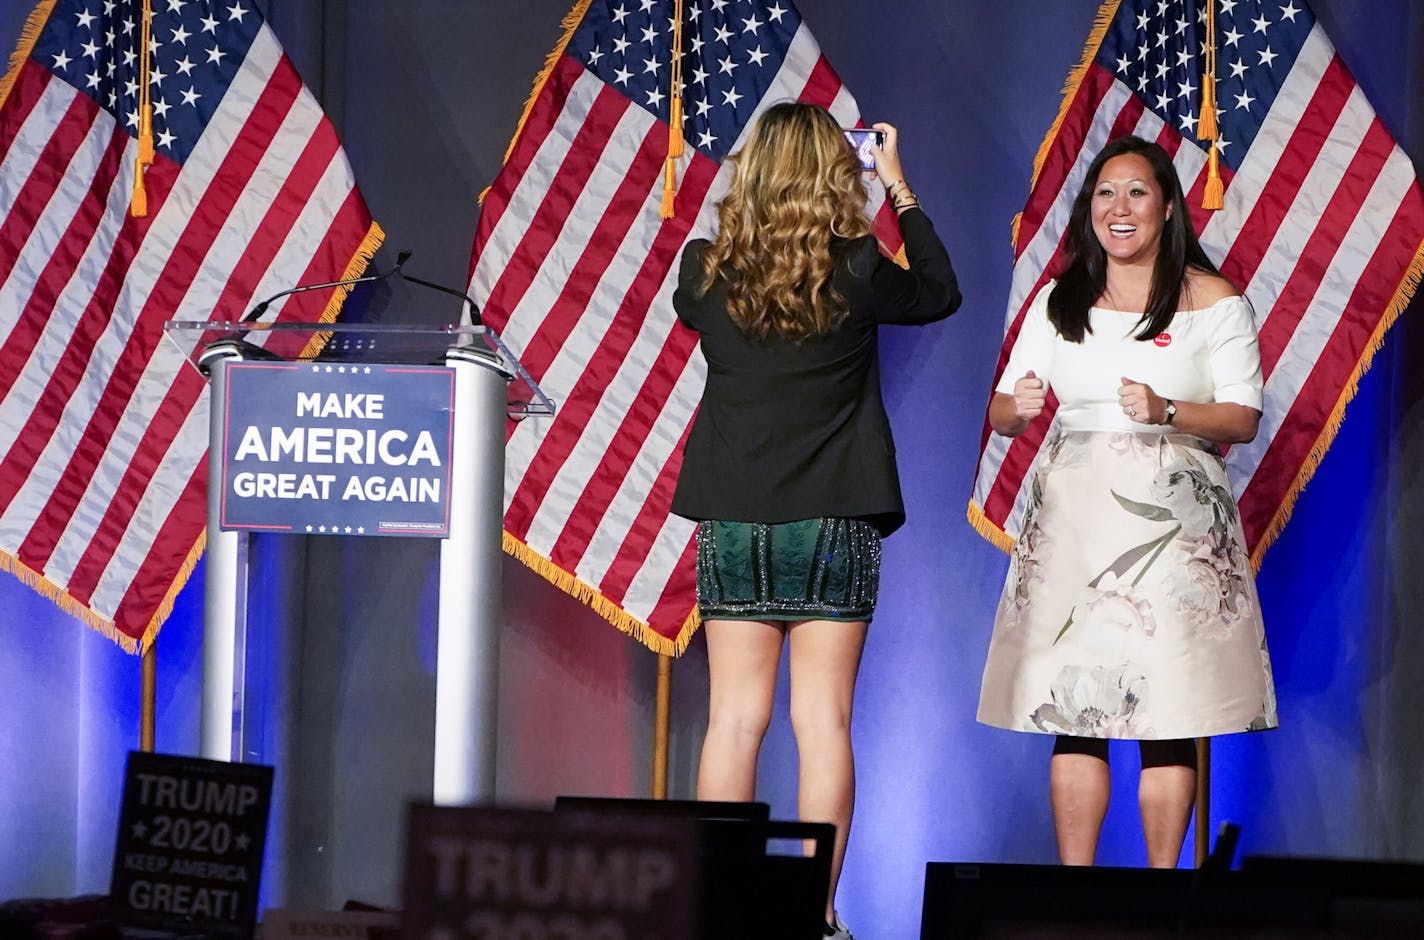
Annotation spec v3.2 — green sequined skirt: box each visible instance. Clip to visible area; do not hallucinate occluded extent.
[695,518,882,622]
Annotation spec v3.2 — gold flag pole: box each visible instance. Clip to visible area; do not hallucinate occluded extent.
[141,647,157,752]
[1195,737,1211,865]
[135,0,157,748]
[1194,0,1220,868]
[653,654,672,798]
[653,0,686,793]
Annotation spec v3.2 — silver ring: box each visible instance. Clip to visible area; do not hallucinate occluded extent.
[1127,406,1136,416]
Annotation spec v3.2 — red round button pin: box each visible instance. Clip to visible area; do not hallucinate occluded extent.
[1154,332,1172,347]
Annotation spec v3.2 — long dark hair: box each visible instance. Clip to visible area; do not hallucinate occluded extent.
[1048,135,1221,343]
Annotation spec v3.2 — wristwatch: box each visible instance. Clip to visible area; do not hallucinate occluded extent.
[1163,400,1177,425]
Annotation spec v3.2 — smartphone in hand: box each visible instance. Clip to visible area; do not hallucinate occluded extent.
[842,128,885,170]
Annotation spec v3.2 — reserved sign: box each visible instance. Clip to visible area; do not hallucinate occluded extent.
[110,752,273,939]
[220,362,455,537]
[401,804,699,940]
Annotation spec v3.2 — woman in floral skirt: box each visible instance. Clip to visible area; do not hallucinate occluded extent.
[977,135,1276,867]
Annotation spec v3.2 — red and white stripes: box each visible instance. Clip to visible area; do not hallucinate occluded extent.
[0,20,378,647]
[470,22,896,648]
[971,20,1424,565]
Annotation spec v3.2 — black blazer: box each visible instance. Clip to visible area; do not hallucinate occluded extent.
[670,207,960,536]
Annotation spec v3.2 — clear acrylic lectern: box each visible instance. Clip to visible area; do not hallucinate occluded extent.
[163,319,551,805]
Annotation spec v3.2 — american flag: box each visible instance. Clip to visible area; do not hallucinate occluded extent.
[468,0,900,653]
[0,0,380,651]
[969,0,1424,564]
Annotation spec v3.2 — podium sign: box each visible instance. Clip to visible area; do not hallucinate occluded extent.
[111,751,273,940]
[172,320,547,798]
[401,804,699,940]
[219,361,455,537]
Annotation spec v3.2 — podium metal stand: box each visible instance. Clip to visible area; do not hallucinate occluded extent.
[163,320,551,804]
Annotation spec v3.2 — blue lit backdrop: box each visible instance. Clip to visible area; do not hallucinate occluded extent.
[1,4,1418,940]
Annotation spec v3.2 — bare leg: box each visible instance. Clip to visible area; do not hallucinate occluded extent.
[1138,739,1197,868]
[786,617,868,924]
[696,618,784,802]
[1051,736,1111,865]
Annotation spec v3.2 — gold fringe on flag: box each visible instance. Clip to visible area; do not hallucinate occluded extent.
[478,0,594,205]
[965,499,1017,553]
[0,3,148,651]
[503,531,699,656]
[131,0,155,217]
[1010,0,1121,250]
[660,0,685,219]
[0,227,387,655]
[980,1,1421,574]
[471,1,705,652]
[136,533,206,654]
[296,221,387,360]
[0,0,59,111]
[0,549,145,653]
[1247,236,1424,573]
[989,0,1121,551]
[1198,0,1223,210]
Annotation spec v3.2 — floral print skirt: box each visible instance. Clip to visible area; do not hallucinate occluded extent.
[977,430,1278,740]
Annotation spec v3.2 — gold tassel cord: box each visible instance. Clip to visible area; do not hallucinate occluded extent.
[131,0,155,217]
[1203,144,1223,210]
[1199,0,1223,210]
[667,0,684,160]
[1197,0,1218,139]
[660,0,685,220]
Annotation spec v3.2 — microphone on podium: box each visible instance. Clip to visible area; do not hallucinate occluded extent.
[399,269,483,327]
[240,248,413,323]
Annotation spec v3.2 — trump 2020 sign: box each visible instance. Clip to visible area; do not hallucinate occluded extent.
[220,362,455,537]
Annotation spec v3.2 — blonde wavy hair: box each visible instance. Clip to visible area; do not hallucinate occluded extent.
[698,102,873,341]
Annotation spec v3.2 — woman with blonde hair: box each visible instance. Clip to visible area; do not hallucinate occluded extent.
[672,101,961,938]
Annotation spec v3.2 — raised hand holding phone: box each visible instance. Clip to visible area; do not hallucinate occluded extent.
[866,123,900,180]
[868,123,918,215]
[842,127,886,170]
